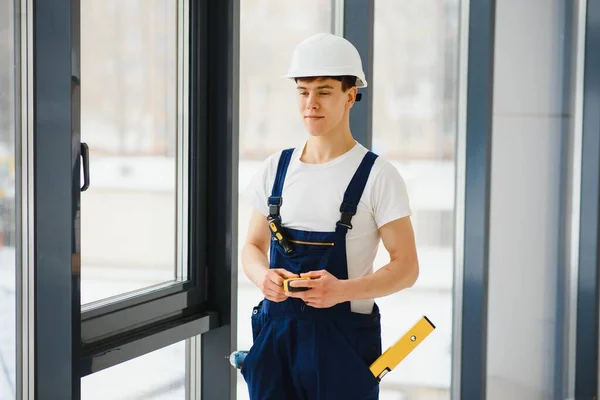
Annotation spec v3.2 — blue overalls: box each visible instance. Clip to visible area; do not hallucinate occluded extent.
[241,148,382,400]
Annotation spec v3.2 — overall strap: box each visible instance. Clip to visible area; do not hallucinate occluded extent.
[268,148,294,219]
[336,151,378,232]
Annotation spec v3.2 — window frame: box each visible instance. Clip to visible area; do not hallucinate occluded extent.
[451,0,496,399]
[77,0,225,376]
[573,0,600,396]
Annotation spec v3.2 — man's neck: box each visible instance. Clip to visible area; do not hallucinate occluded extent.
[300,131,356,164]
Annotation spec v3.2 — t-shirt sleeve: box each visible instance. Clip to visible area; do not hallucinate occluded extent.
[370,161,412,228]
[241,153,278,217]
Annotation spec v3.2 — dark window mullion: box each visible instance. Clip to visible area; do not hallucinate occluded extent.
[342,0,374,150]
[200,0,239,398]
[575,0,600,396]
[33,0,78,398]
[455,1,496,399]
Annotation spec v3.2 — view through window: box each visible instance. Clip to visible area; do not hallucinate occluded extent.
[81,340,186,399]
[0,0,17,398]
[372,0,459,398]
[80,0,187,305]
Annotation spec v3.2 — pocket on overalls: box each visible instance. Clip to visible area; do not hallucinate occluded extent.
[320,320,380,399]
[250,302,264,341]
[272,241,335,274]
[348,314,383,367]
[241,303,270,377]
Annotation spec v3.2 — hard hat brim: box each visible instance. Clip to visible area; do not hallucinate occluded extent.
[280,73,367,88]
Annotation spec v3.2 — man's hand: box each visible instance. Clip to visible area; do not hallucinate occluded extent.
[285,270,347,308]
[259,268,298,302]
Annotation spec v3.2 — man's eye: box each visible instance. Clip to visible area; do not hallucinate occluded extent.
[320,92,330,96]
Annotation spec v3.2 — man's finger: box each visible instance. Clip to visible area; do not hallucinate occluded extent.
[298,294,318,303]
[265,288,285,300]
[265,279,285,293]
[300,270,326,279]
[285,290,308,299]
[288,279,316,289]
[268,273,284,285]
[277,269,299,279]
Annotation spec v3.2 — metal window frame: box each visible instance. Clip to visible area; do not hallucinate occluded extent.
[16,0,34,397]
[573,0,600,397]
[556,1,585,399]
[331,0,344,36]
[199,0,240,398]
[341,0,374,149]
[451,0,495,399]
[27,0,78,398]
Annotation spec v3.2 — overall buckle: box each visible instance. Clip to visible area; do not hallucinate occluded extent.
[337,202,356,229]
[268,196,282,218]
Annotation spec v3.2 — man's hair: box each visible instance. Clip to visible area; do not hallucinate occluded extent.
[295,75,357,92]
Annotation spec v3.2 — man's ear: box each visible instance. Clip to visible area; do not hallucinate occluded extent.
[347,87,358,108]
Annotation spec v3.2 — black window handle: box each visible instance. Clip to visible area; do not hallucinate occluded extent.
[81,142,90,191]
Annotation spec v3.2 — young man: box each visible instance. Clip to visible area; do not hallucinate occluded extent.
[240,33,419,400]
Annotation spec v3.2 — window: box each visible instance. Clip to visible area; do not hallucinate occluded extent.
[81,340,187,399]
[79,0,210,360]
[0,0,16,398]
[372,0,460,398]
[80,0,189,305]
[24,0,231,396]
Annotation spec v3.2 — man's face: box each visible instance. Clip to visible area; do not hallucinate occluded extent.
[296,77,356,137]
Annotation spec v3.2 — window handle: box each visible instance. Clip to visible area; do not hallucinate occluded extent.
[81,142,90,192]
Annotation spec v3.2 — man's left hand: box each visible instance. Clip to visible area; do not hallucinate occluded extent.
[285,270,347,308]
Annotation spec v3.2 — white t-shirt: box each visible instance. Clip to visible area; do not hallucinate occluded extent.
[242,141,412,314]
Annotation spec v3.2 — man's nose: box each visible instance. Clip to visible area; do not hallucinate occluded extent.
[306,93,319,109]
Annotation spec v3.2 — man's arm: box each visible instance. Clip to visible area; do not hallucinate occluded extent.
[286,216,419,307]
[242,210,298,302]
[241,210,271,287]
[342,216,419,300]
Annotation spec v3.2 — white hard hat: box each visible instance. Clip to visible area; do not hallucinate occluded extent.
[284,33,367,88]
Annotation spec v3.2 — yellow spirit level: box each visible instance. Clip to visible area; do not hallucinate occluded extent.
[369,316,436,381]
[282,277,311,292]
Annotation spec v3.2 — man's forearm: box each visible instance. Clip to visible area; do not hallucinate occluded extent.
[241,243,270,288]
[342,259,418,302]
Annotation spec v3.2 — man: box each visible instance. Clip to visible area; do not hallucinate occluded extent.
[240,32,419,400]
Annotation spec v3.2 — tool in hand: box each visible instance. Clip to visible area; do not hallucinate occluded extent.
[229,350,248,369]
[282,276,312,292]
[369,315,436,381]
[267,218,294,254]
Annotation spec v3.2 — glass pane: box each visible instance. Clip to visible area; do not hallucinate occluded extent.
[236,1,332,398]
[81,340,186,399]
[0,0,17,398]
[486,2,569,398]
[372,0,460,398]
[80,0,188,305]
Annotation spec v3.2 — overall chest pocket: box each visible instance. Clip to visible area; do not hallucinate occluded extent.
[271,238,337,275]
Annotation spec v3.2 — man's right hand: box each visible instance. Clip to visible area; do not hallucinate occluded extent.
[259,268,298,302]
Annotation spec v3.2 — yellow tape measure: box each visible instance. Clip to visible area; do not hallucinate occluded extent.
[369,315,436,381]
[282,277,311,292]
